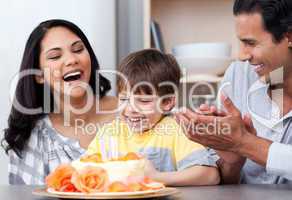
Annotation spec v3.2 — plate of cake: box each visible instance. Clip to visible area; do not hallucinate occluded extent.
[33,152,179,199]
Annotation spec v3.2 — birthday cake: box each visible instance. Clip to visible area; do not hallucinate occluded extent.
[45,152,164,193]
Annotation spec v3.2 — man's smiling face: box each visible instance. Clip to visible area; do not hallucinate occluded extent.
[235,13,291,77]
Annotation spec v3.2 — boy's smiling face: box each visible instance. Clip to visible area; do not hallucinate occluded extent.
[118,90,175,133]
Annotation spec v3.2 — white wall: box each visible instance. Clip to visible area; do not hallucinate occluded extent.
[0,0,116,184]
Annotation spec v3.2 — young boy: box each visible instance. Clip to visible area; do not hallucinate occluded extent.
[87,49,220,186]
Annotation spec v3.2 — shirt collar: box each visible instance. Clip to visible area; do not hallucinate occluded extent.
[247,78,292,131]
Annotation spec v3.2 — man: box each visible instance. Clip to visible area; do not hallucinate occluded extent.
[176,0,292,184]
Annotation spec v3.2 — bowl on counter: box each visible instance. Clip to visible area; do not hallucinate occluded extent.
[172,42,232,76]
[172,42,231,58]
[175,56,232,76]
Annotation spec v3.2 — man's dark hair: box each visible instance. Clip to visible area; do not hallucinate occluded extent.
[233,0,292,42]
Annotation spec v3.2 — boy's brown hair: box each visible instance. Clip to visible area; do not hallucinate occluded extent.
[117,49,181,96]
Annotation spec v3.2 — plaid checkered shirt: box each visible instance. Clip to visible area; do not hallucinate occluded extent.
[8,116,86,185]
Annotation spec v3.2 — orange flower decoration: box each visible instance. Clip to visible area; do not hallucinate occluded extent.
[128,183,149,191]
[80,153,103,163]
[71,166,109,193]
[126,176,164,191]
[107,181,129,192]
[120,152,141,161]
[46,164,78,192]
[142,180,165,190]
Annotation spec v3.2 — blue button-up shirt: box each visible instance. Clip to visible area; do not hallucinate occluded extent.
[220,61,292,184]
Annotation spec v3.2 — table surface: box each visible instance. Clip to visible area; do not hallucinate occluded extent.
[1,184,292,200]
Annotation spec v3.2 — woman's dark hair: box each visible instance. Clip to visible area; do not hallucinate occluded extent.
[233,0,292,42]
[3,19,111,156]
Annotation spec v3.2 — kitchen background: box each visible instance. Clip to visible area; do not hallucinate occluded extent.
[0,0,236,184]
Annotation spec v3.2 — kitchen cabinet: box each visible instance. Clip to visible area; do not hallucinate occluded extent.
[118,0,238,107]
[143,0,238,57]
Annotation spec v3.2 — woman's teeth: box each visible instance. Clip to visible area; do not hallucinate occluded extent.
[63,71,82,82]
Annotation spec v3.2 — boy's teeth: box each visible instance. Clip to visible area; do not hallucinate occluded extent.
[129,118,140,122]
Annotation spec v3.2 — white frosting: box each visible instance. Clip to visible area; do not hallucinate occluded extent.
[71,159,146,182]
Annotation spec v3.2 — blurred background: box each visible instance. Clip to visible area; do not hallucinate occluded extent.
[0,0,236,184]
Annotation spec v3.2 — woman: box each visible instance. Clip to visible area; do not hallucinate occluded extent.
[3,19,117,185]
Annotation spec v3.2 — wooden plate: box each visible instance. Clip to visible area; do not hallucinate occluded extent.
[32,187,180,199]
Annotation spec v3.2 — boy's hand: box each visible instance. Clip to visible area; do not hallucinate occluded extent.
[144,159,159,180]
